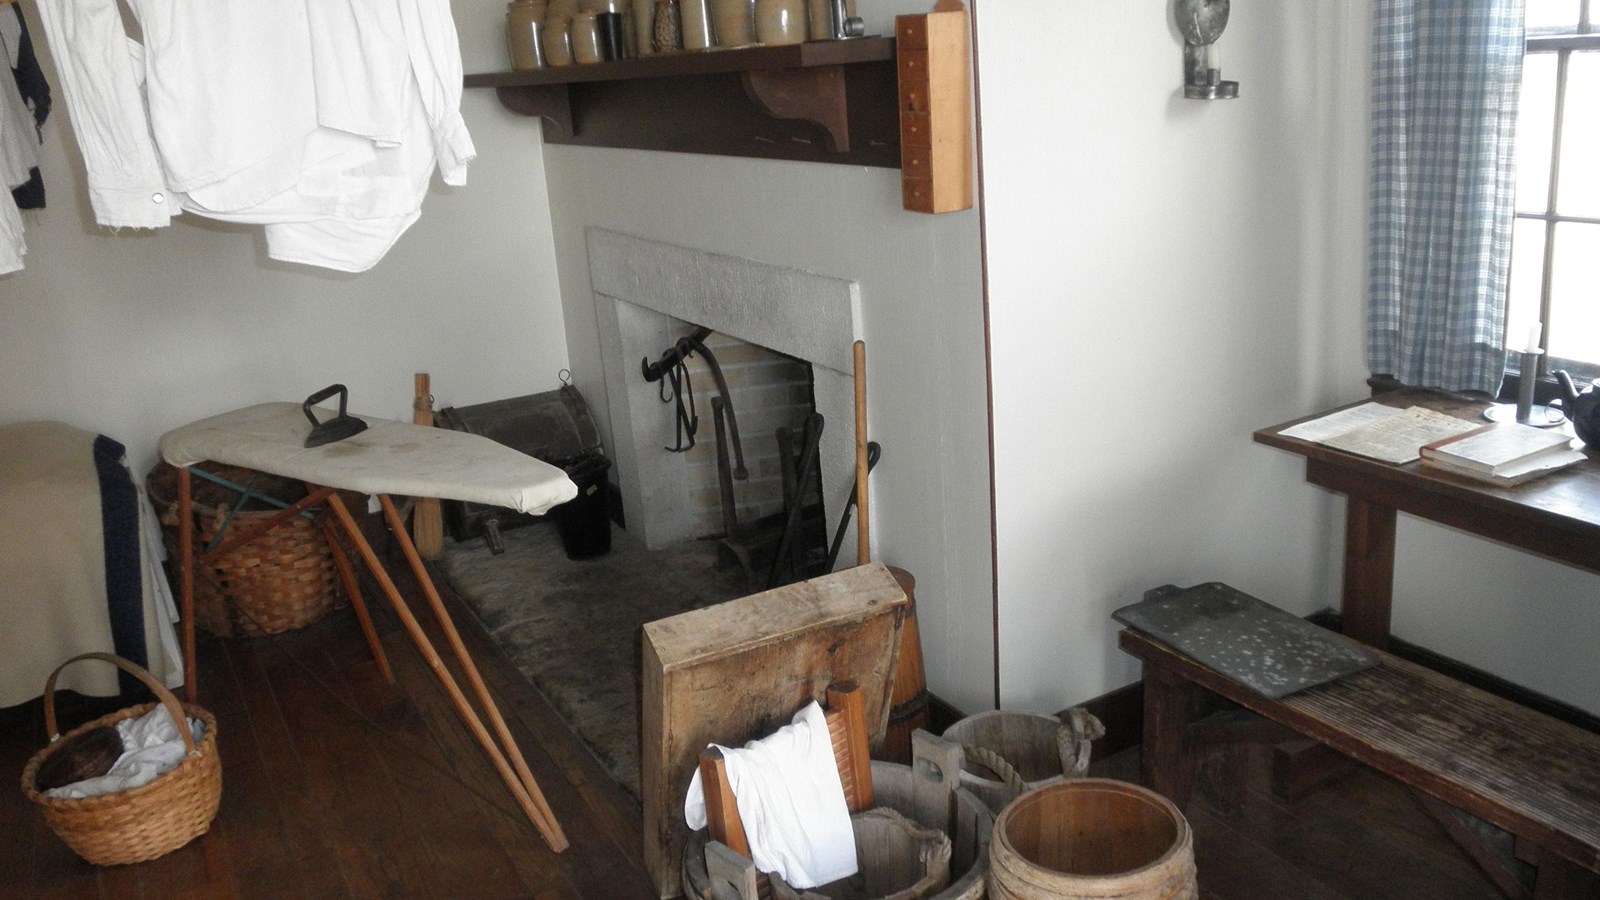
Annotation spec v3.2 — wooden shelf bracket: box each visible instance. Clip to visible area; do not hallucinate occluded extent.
[742,65,850,153]
[492,85,573,139]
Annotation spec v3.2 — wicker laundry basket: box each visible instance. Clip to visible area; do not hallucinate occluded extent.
[21,653,222,866]
[147,461,342,637]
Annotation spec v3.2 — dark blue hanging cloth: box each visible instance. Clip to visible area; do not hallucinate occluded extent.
[9,4,50,209]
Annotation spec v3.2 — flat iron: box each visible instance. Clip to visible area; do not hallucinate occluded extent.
[302,384,368,448]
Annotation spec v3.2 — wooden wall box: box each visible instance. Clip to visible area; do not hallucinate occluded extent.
[640,562,908,898]
[896,2,973,214]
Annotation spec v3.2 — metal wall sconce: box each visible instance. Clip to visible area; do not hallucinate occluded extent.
[1177,0,1238,99]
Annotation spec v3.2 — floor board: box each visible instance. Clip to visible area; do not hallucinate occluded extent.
[2,535,1509,898]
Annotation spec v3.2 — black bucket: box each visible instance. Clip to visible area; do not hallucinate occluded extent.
[553,453,613,560]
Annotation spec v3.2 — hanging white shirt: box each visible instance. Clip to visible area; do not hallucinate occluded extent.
[32,0,474,271]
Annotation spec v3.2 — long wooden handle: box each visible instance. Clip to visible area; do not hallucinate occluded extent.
[413,373,432,426]
[854,340,869,566]
[412,373,444,559]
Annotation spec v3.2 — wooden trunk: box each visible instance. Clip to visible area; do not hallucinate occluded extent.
[642,562,909,897]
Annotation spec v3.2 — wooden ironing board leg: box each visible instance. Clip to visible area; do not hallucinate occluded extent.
[377,495,567,848]
[316,514,394,684]
[178,466,196,704]
[322,492,569,852]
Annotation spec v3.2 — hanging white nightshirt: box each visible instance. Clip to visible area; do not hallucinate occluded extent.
[31,0,474,272]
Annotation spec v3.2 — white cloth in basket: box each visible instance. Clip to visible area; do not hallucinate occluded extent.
[44,705,205,800]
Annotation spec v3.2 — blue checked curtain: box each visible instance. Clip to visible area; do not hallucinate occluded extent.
[1368,0,1524,395]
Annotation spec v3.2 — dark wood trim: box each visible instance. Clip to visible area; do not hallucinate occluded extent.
[466,39,901,167]
[925,691,964,737]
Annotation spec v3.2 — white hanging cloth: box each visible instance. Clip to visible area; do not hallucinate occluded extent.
[31,0,474,272]
[683,701,859,890]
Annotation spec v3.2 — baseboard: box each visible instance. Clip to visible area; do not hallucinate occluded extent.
[608,482,625,529]
[926,692,965,736]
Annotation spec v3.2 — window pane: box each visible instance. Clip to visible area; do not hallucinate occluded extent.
[1516,54,1559,213]
[1507,218,1548,348]
[1547,222,1600,366]
[1526,0,1580,33]
[1556,52,1600,218]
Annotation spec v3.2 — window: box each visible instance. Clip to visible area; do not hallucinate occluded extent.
[1509,0,1600,381]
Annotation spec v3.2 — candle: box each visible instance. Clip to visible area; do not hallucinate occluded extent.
[1524,321,1543,354]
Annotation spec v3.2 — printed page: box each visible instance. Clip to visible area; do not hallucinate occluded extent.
[1279,403,1405,442]
[1320,407,1480,465]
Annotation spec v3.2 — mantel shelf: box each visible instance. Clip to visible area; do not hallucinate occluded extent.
[464,37,901,167]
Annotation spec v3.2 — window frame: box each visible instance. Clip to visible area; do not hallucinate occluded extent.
[1512,1,1600,384]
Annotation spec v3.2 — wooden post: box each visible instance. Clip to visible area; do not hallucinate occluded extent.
[178,466,196,703]
[854,340,869,566]
[412,374,444,560]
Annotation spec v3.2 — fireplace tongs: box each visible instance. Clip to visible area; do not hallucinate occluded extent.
[642,327,748,479]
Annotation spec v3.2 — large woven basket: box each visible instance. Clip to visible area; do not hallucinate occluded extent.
[21,653,223,866]
[147,461,340,637]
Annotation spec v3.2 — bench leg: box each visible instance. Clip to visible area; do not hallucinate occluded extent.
[1141,664,1211,809]
[1411,789,1533,900]
[1534,853,1600,900]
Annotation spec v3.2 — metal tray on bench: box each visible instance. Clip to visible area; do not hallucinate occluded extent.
[1113,582,1379,699]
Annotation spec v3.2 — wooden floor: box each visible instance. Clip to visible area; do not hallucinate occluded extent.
[1,546,1503,899]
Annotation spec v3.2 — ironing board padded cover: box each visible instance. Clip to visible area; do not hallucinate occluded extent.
[159,403,579,515]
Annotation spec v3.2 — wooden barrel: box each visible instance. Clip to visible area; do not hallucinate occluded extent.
[682,760,994,900]
[879,566,930,765]
[988,779,1197,900]
[942,710,1069,813]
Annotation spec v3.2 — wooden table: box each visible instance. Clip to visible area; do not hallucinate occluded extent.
[1254,388,1600,649]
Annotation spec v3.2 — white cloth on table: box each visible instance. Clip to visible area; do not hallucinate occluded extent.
[683,701,858,890]
[30,0,474,272]
[43,704,205,800]
[159,402,578,515]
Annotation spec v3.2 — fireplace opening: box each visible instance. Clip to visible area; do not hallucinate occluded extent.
[644,323,830,591]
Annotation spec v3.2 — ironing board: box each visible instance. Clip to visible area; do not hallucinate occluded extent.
[160,402,579,851]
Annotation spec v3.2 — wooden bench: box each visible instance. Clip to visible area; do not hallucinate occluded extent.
[1120,628,1600,900]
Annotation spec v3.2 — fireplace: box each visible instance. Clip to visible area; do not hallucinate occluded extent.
[587,229,863,553]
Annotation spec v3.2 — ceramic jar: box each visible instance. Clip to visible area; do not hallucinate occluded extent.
[632,0,657,55]
[506,0,548,69]
[571,11,604,62]
[753,0,804,45]
[805,0,856,40]
[547,0,579,24]
[679,0,713,50]
[543,16,574,66]
[709,0,754,46]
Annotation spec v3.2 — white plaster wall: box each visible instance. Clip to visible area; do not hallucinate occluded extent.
[0,0,567,476]
[977,1,1374,711]
[980,0,1600,718]
[540,9,995,710]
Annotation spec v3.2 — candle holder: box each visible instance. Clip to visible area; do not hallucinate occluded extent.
[1177,0,1238,100]
[1484,350,1567,427]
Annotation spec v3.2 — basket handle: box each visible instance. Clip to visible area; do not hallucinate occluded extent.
[43,653,198,754]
